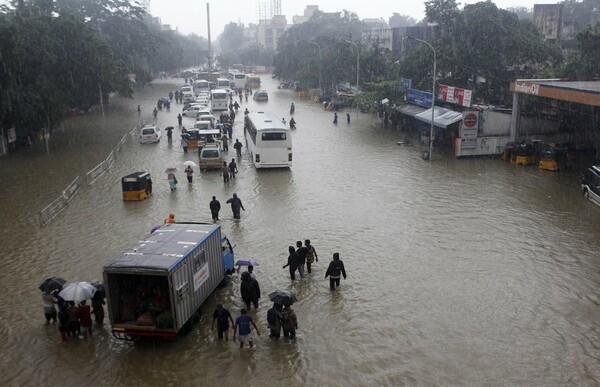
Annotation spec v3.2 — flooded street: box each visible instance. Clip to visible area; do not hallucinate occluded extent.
[1,76,600,385]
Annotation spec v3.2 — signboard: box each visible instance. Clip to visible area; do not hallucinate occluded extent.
[7,127,16,143]
[461,111,479,149]
[438,85,473,107]
[513,81,540,96]
[397,78,412,92]
[193,263,210,291]
[406,88,433,108]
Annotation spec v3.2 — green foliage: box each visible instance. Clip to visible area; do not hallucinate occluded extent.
[0,0,208,137]
[398,0,558,105]
[561,21,600,79]
[389,13,417,28]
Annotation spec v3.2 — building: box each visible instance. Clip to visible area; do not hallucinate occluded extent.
[533,4,578,51]
[362,28,393,51]
[257,15,288,51]
[292,5,319,24]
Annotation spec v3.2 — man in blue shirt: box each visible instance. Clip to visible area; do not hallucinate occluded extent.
[233,308,261,348]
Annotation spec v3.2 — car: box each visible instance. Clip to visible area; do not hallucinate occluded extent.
[196,115,215,127]
[198,143,224,170]
[196,109,213,119]
[140,125,161,143]
[253,90,268,102]
[582,165,600,208]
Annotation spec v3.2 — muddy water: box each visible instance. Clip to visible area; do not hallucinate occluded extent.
[1,76,600,386]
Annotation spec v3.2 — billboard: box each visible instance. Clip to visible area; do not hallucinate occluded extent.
[438,85,473,107]
[406,88,433,108]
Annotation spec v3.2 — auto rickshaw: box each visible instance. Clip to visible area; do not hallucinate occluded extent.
[540,143,575,171]
[513,140,542,166]
[502,142,517,162]
[122,172,152,201]
[186,129,201,148]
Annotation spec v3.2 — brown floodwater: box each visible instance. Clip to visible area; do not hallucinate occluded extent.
[1,76,600,386]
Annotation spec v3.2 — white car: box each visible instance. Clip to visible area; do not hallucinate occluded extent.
[140,125,161,143]
[196,109,213,119]
[182,105,209,117]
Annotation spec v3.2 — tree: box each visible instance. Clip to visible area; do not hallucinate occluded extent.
[506,6,533,20]
[389,13,417,28]
[561,21,600,79]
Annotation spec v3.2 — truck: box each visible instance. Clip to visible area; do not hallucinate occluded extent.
[103,223,235,340]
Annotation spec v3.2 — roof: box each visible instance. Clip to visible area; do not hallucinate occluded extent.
[103,223,219,272]
[510,79,600,106]
[414,107,463,128]
[395,104,427,117]
[247,112,288,131]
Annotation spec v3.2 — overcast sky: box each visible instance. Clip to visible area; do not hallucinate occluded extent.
[150,0,542,38]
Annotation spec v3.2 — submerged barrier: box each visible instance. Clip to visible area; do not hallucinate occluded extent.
[39,176,82,226]
[39,125,139,226]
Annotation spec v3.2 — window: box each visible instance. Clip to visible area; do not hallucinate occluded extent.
[142,128,155,135]
[176,282,189,303]
[262,132,286,141]
[194,250,206,271]
[202,150,220,158]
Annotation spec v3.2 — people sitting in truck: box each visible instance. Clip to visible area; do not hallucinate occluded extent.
[164,213,176,224]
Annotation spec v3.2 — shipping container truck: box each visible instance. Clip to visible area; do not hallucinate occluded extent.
[103,223,235,341]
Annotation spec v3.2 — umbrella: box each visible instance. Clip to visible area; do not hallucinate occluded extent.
[268,289,297,306]
[59,281,96,302]
[235,259,259,267]
[38,277,66,293]
[91,281,106,300]
[165,126,174,130]
[180,133,190,138]
[183,161,197,167]
[164,167,178,174]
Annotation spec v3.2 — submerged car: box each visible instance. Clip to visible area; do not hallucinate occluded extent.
[199,143,224,170]
[582,165,600,208]
[140,125,161,143]
[253,90,268,102]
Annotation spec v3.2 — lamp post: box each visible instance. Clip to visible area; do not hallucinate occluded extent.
[344,39,360,117]
[408,36,436,161]
[308,41,322,92]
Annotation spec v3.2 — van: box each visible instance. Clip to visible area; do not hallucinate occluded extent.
[582,166,600,208]
[181,85,193,94]
[199,143,224,170]
[193,121,211,131]
[183,93,195,103]
[182,105,204,117]
[253,90,268,102]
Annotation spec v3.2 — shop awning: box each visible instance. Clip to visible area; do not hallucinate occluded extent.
[414,107,463,128]
[395,104,427,117]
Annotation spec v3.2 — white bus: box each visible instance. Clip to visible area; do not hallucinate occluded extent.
[194,79,210,93]
[216,77,232,91]
[211,89,229,111]
[244,112,292,169]
[231,73,246,89]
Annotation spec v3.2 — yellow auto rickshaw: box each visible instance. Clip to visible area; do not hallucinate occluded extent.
[186,129,200,148]
[539,142,576,171]
[122,172,152,201]
[502,142,517,162]
[513,140,542,166]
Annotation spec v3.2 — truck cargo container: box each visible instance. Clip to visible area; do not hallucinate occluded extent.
[103,223,234,340]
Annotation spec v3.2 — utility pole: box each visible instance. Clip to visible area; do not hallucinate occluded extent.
[206,2,212,70]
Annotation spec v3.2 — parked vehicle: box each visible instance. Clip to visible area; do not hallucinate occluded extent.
[182,106,210,117]
[103,223,235,340]
[512,140,542,166]
[199,143,224,170]
[140,125,161,143]
[253,90,268,102]
[122,171,152,201]
[582,166,600,208]
[539,143,569,171]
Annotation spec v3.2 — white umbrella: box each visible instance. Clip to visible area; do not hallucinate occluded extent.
[58,281,97,302]
[183,161,197,167]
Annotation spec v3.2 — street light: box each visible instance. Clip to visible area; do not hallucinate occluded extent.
[308,41,322,92]
[343,39,360,117]
[407,36,436,161]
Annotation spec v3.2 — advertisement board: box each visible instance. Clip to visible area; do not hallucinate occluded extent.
[439,85,473,107]
[406,88,433,108]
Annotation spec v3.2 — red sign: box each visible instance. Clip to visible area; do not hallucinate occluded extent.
[463,113,478,128]
[438,85,472,107]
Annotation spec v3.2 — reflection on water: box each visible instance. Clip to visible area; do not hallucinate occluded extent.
[1,77,600,385]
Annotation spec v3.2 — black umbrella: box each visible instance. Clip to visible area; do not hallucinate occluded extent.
[38,277,66,293]
[268,289,298,306]
[165,126,174,130]
[91,281,106,300]
[180,133,190,138]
